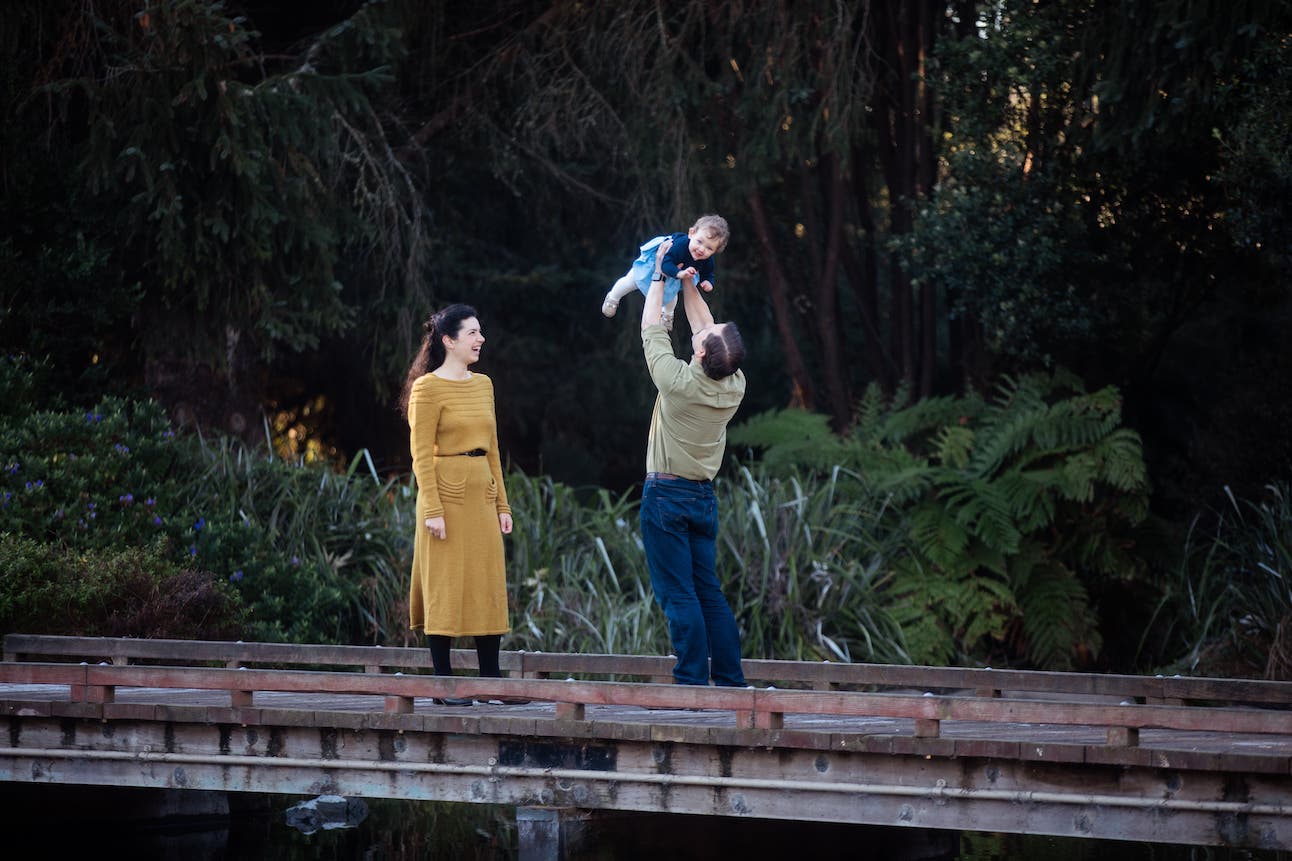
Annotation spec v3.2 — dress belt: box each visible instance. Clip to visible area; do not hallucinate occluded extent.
[444,449,487,457]
[646,471,710,483]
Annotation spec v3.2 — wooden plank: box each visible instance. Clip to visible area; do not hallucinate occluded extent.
[9,635,1292,708]
[0,662,88,685]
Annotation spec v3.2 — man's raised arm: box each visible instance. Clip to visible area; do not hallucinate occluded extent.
[680,275,715,332]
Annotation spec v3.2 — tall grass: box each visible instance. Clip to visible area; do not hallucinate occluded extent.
[397,464,915,666]
[1152,482,1292,678]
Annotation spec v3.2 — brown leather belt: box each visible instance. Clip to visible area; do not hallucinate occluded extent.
[646,472,709,483]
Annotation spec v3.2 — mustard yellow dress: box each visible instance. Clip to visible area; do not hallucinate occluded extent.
[407,373,511,636]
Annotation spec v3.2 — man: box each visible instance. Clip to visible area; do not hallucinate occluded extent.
[639,265,747,686]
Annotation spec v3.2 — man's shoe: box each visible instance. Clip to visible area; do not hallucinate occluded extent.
[432,696,474,706]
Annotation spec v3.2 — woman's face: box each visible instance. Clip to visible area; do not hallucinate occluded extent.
[445,316,485,365]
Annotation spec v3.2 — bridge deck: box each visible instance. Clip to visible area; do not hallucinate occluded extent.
[3,635,1292,850]
[5,683,1292,760]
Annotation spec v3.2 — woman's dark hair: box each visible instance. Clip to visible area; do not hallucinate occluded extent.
[700,322,745,380]
[398,304,479,418]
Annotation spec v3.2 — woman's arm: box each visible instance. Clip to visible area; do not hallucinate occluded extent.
[408,380,445,537]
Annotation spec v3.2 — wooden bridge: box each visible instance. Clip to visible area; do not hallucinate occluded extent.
[3,634,1292,855]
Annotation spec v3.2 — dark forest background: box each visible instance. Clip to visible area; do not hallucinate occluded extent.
[2,0,1290,674]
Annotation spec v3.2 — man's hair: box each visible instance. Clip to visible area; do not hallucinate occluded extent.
[700,322,745,380]
[691,214,730,252]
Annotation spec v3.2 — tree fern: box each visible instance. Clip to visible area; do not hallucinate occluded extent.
[730,368,1150,669]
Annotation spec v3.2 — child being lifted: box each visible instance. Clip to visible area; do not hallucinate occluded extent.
[601,214,729,331]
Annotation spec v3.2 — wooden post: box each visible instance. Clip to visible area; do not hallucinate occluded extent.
[385,695,414,714]
[1107,726,1139,747]
[72,684,114,704]
[230,690,254,708]
[516,807,590,861]
[555,702,585,721]
[914,718,940,738]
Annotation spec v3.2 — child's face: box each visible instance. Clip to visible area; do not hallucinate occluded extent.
[687,229,723,261]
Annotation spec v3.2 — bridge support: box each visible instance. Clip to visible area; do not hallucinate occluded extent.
[516,806,590,861]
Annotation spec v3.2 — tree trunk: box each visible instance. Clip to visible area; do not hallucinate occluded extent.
[748,187,815,410]
[815,152,853,429]
[845,150,893,393]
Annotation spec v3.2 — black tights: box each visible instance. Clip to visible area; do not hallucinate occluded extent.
[427,634,502,677]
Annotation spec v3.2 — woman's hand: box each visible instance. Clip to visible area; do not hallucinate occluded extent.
[498,512,513,534]
[425,516,446,540]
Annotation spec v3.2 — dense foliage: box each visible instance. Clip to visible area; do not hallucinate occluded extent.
[0,356,409,643]
[731,371,1152,668]
[1,2,1290,677]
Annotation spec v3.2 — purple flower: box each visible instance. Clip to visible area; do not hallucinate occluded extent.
[119,493,134,505]
[113,443,130,455]
[290,556,300,566]
[229,570,244,582]
[193,517,205,532]
[87,501,96,510]
[145,497,156,507]
[153,515,163,526]
[189,545,197,557]
[163,430,175,439]
[6,462,18,474]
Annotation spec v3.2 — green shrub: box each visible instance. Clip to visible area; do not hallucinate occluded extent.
[0,536,244,638]
[0,393,412,644]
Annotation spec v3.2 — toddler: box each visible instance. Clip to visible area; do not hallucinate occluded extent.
[602,214,729,330]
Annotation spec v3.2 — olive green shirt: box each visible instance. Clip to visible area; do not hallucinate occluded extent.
[641,324,746,480]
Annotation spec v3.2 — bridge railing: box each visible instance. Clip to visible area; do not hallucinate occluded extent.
[5,633,1292,707]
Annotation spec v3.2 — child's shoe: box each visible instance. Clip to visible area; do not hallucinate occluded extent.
[601,294,619,317]
[660,310,674,331]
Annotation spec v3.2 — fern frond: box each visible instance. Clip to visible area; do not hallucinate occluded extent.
[1091,428,1149,491]
[934,425,975,469]
[1016,560,1100,670]
[910,505,970,569]
[730,407,834,448]
[875,394,972,445]
[938,479,1021,554]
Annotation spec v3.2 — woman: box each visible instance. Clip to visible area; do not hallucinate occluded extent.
[399,304,519,706]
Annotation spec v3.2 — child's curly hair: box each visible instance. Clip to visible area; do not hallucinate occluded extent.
[691,214,730,252]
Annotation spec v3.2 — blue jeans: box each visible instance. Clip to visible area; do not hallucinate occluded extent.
[640,476,746,686]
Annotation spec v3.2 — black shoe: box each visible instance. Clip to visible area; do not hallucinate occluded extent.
[432,697,474,706]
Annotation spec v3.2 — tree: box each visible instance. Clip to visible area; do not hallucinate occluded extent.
[26,0,430,434]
